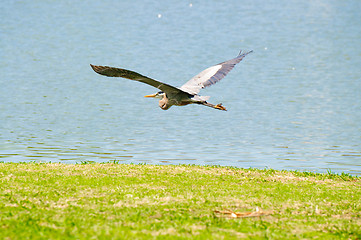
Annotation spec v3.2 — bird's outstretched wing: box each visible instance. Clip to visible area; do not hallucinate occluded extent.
[180,50,253,95]
[90,64,186,95]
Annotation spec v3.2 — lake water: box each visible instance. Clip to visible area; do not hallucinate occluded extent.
[1,0,361,175]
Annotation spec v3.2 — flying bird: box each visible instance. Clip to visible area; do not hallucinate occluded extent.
[90,50,252,111]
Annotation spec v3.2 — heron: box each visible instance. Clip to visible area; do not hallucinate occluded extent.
[90,50,252,111]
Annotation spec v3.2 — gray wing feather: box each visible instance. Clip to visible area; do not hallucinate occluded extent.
[90,64,186,95]
[180,50,253,95]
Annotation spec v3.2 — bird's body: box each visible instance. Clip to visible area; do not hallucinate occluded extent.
[90,50,252,111]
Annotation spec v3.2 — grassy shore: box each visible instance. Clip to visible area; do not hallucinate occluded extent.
[0,163,360,239]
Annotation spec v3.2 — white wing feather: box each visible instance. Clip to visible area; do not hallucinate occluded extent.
[180,50,252,95]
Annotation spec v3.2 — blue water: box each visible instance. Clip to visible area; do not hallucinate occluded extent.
[1,1,361,175]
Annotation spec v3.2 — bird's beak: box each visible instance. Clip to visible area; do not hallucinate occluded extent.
[144,94,157,98]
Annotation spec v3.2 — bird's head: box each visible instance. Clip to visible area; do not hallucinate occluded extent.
[144,91,165,99]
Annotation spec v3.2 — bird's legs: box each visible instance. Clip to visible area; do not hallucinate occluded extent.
[201,102,227,111]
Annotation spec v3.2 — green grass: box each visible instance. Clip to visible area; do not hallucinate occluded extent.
[1,163,360,239]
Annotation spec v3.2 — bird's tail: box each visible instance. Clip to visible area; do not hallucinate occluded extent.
[201,102,227,111]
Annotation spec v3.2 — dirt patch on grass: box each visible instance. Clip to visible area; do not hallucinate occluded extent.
[113,195,188,208]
